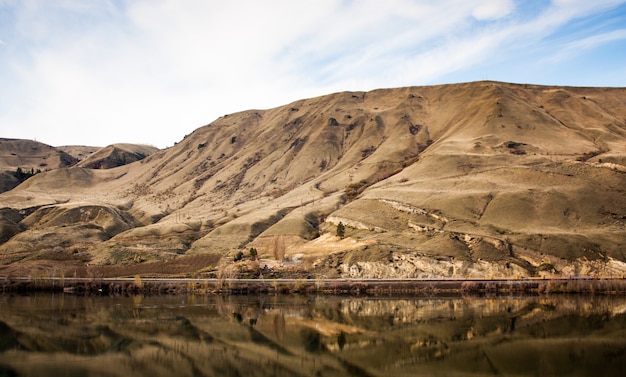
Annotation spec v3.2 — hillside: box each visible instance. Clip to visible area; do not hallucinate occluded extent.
[0,81,625,278]
[57,145,101,162]
[0,138,78,172]
[0,141,159,194]
[75,143,159,169]
[0,138,79,193]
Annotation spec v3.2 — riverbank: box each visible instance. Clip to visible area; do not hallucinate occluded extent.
[2,276,626,296]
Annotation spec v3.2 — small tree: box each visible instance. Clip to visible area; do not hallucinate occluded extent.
[249,247,258,260]
[336,222,345,239]
[273,235,285,261]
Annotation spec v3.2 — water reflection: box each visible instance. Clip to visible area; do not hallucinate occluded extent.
[0,294,625,376]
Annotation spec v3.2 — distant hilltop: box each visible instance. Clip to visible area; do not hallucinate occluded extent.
[0,139,158,192]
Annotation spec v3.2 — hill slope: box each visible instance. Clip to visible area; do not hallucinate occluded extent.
[0,138,79,193]
[1,81,625,278]
[57,145,101,162]
[75,144,159,169]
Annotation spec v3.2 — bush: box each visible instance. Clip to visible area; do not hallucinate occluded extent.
[336,222,345,238]
[345,180,368,201]
[249,247,258,260]
[233,251,244,262]
[13,167,40,182]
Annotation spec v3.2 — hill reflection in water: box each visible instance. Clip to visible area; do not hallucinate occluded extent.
[0,294,625,376]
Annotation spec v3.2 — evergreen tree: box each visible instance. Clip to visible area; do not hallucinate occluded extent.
[336,222,345,238]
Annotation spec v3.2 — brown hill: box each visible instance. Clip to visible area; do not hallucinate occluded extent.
[1,81,625,278]
[75,143,159,169]
[0,138,78,172]
[0,138,79,193]
[0,138,77,171]
[57,145,101,162]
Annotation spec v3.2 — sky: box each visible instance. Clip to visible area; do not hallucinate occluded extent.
[1,0,626,148]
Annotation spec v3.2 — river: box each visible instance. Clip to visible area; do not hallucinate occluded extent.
[0,293,625,376]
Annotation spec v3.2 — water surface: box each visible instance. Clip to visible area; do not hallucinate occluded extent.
[0,293,625,376]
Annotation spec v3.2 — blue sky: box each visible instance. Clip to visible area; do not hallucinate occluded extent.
[1,0,626,148]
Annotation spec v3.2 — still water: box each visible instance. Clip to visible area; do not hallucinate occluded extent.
[0,293,625,377]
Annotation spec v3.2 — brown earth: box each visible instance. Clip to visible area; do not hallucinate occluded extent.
[75,143,159,169]
[57,145,101,162]
[1,81,625,279]
[0,141,159,194]
[0,138,78,192]
[0,138,78,172]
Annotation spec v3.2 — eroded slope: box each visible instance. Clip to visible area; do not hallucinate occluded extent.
[1,82,625,278]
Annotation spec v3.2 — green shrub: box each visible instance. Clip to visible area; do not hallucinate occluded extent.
[336,222,345,238]
[233,251,244,262]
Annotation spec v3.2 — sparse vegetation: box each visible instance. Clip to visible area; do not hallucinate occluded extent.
[361,145,376,158]
[345,180,368,201]
[133,274,143,288]
[2,83,626,282]
[304,212,321,240]
[13,167,41,182]
[576,149,604,162]
[5,274,626,296]
[272,235,285,261]
[249,247,258,260]
[336,222,345,238]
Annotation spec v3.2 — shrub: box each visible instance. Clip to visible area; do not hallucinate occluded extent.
[233,251,244,262]
[345,180,368,200]
[273,236,285,261]
[361,146,376,158]
[133,275,143,289]
[336,222,345,238]
[249,247,258,260]
[576,150,603,162]
[13,167,40,182]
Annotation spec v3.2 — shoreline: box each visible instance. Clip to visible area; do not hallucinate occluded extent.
[2,276,626,296]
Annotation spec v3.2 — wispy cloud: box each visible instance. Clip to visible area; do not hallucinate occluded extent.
[557,28,626,54]
[0,0,625,147]
[472,0,515,20]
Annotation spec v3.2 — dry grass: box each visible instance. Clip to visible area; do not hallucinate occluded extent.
[1,82,626,278]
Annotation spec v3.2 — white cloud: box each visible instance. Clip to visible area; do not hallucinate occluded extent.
[564,29,626,50]
[543,28,626,63]
[472,0,515,20]
[1,0,626,148]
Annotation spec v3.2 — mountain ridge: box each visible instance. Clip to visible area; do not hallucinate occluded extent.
[1,81,625,278]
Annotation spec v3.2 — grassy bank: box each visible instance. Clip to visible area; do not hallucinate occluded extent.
[2,276,626,296]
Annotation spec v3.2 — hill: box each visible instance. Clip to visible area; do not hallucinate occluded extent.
[0,138,79,172]
[75,143,159,169]
[0,138,78,193]
[0,141,159,194]
[57,145,101,162]
[0,81,625,279]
